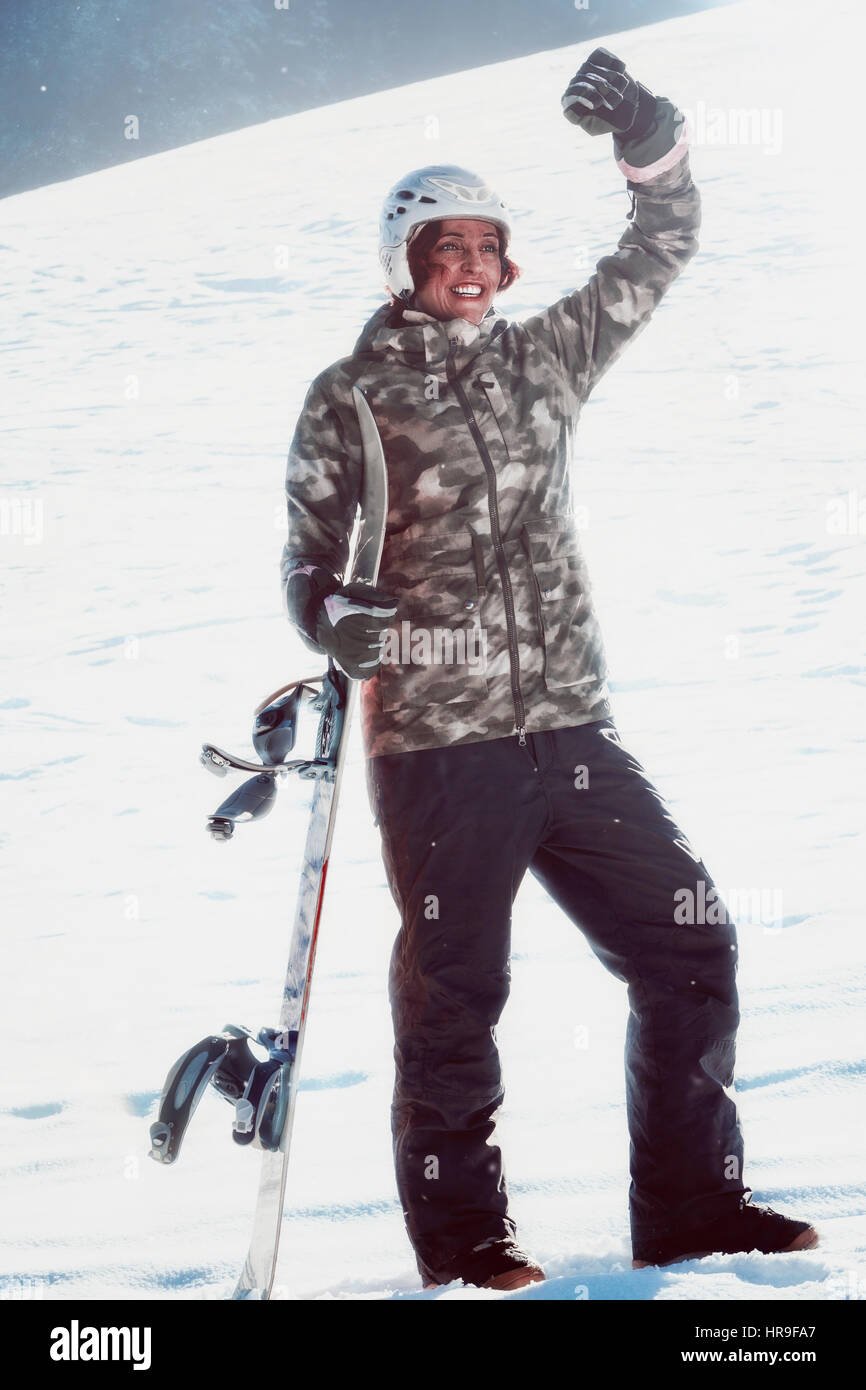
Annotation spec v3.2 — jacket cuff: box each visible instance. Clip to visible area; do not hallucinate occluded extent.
[613,95,689,185]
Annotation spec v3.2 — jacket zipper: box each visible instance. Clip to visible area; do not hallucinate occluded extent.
[446,342,527,745]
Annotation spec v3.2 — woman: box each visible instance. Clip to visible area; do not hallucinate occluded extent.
[281,49,817,1291]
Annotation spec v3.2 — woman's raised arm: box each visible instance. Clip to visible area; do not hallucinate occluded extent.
[520,50,700,401]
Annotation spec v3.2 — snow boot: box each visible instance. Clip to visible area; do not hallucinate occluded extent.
[632,1193,819,1268]
[423,1238,546,1291]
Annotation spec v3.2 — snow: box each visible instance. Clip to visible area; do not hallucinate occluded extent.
[1,0,863,1301]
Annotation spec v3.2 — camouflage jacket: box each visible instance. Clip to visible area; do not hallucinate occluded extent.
[281,99,700,759]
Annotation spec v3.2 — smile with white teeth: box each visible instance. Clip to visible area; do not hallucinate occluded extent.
[451,284,483,297]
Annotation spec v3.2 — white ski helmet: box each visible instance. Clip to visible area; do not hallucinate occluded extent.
[379,164,512,301]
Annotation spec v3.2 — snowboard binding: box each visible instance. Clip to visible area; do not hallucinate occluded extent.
[149,1023,298,1164]
[200,669,348,840]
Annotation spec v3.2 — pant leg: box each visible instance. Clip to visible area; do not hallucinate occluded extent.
[527,720,747,1257]
[366,733,548,1283]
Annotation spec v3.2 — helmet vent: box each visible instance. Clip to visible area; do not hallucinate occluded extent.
[418,195,436,204]
[396,190,415,199]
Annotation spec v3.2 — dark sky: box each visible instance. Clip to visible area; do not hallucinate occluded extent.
[0,0,732,199]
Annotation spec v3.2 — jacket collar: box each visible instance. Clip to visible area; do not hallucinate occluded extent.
[352,299,507,372]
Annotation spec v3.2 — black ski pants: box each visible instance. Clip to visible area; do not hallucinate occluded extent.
[365,718,747,1281]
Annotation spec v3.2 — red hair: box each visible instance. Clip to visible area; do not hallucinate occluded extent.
[387,218,521,308]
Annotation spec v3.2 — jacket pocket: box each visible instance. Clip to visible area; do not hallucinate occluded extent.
[376,570,489,712]
[522,520,604,691]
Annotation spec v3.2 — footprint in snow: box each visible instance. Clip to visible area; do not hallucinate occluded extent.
[299,1072,368,1092]
[8,1102,65,1119]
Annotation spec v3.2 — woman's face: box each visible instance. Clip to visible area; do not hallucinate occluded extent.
[410,218,502,325]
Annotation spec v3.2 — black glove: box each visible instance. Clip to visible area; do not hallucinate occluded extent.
[561,48,657,141]
[314,580,398,681]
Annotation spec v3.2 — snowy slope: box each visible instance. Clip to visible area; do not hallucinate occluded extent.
[1,0,863,1301]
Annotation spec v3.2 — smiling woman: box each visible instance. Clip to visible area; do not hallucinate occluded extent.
[400,216,522,323]
[281,62,819,1292]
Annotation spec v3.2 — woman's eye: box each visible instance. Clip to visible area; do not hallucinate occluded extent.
[438,242,499,254]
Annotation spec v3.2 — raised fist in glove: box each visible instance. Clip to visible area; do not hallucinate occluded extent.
[561,47,657,140]
[314,580,398,681]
